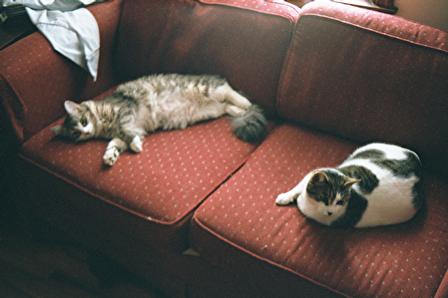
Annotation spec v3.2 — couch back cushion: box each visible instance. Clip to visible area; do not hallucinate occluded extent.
[114,0,299,113]
[277,2,448,174]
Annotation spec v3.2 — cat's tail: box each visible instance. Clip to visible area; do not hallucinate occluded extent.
[231,105,267,143]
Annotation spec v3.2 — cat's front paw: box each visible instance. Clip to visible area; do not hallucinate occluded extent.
[103,147,120,166]
[275,193,297,206]
[129,136,143,153]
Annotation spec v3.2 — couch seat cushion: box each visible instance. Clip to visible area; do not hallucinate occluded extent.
[19,98,256,252]
[191,124,448,298]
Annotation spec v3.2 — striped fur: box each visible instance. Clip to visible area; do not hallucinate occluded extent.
[52,74,267,166]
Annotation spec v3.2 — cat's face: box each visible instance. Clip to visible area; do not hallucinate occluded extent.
[52,100,96,142]
[305,169,359,219]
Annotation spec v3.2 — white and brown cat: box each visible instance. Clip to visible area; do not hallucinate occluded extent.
[276,143,423,228]
[52,74,267,166]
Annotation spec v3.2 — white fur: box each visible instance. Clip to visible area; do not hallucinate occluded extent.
[56,75,263,167]
[348,142,413,161]
[341,144,419,227]
[129,135,143,153]
[78,122,95,140]
[103,138,127,166]
[276,143,421,228]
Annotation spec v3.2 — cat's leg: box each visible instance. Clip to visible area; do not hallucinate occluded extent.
[103,138,127,166]
[225,104,246,117]
[129,135,143,153]
[118,112,145,153]
[275,177,307,205]
[213,84,251,109]
[188,101,227,124]
[225,87,252,109]
[118,131,144,153]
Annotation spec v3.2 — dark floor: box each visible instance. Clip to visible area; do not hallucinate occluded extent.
[0,144,167,298]
[0,214,165,298]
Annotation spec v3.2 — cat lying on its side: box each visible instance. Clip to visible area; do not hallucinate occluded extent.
[276,143,423,228]
[52,74,267,166]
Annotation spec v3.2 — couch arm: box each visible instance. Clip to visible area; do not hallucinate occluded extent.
[0,0,123,144]
[277,1,448,175]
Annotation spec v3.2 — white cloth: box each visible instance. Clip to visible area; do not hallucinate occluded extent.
[2,0,100,80]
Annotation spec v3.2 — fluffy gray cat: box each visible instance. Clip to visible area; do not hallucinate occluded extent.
[52,74,267,166]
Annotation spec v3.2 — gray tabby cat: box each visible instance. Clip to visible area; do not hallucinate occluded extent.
[275,143,423,228]
[52,74,267,166]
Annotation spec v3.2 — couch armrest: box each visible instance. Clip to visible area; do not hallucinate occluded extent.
[277,1,448,175]
[0,0,123,144]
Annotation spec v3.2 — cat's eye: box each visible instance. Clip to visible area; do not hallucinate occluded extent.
[336,200,345,206]
[80,117,88,127]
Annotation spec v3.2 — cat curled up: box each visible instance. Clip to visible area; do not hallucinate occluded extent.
[52,74,267,166]
[276,143,423,228]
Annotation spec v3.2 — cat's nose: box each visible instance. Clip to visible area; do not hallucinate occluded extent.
[326,211,333,216]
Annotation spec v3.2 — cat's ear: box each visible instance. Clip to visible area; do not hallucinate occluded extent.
[344,177,360,188]
[310,171,328,184]
[51,125,64,135]
[64,100,82,116]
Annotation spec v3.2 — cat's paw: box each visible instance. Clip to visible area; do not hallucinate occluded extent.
[275,193,297,205]
[103,147,120,166]
[129,136,143,153]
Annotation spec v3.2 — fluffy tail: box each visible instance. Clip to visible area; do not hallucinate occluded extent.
[231,105,267,143]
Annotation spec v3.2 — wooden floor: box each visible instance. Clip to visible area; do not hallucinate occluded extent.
[0,220,165,298]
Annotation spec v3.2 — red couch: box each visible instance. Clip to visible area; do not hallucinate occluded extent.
[1,1,447,297]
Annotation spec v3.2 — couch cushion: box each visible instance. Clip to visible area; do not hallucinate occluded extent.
[276,1,448,175]
[19,89,257,253]
[114,0,299,113]
[0,0,122,143]
[191,125,448,298]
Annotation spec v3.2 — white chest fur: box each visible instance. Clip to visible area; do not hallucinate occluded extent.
[297,194,335,226]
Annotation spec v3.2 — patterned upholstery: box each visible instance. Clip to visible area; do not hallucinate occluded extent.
[19,90,257,252]
[298,1,448,52]
[191,125,448,298]
[277,1,448,175]
[114,0,299,113]
[1,0,447,297]
[0,0,123,143]
[199,0,299,21]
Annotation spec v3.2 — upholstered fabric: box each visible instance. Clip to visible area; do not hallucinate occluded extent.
[300,1,448,52]
[435,270,448,298]
[199,0,299,21]
[192,125,448,298]
[277,1,448,175]
[19,89,257,251]
[3,0,447,296]
[114,0,299,113]
[0,0,122,143]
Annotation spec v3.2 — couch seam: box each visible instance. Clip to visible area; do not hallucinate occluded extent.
[192,214,353,298]
[18,141,256,227]
[434,269,448,298]
[300,14,448,54]
[198,0,299,24]
[0,73,27,143]
[274,18,301,116]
